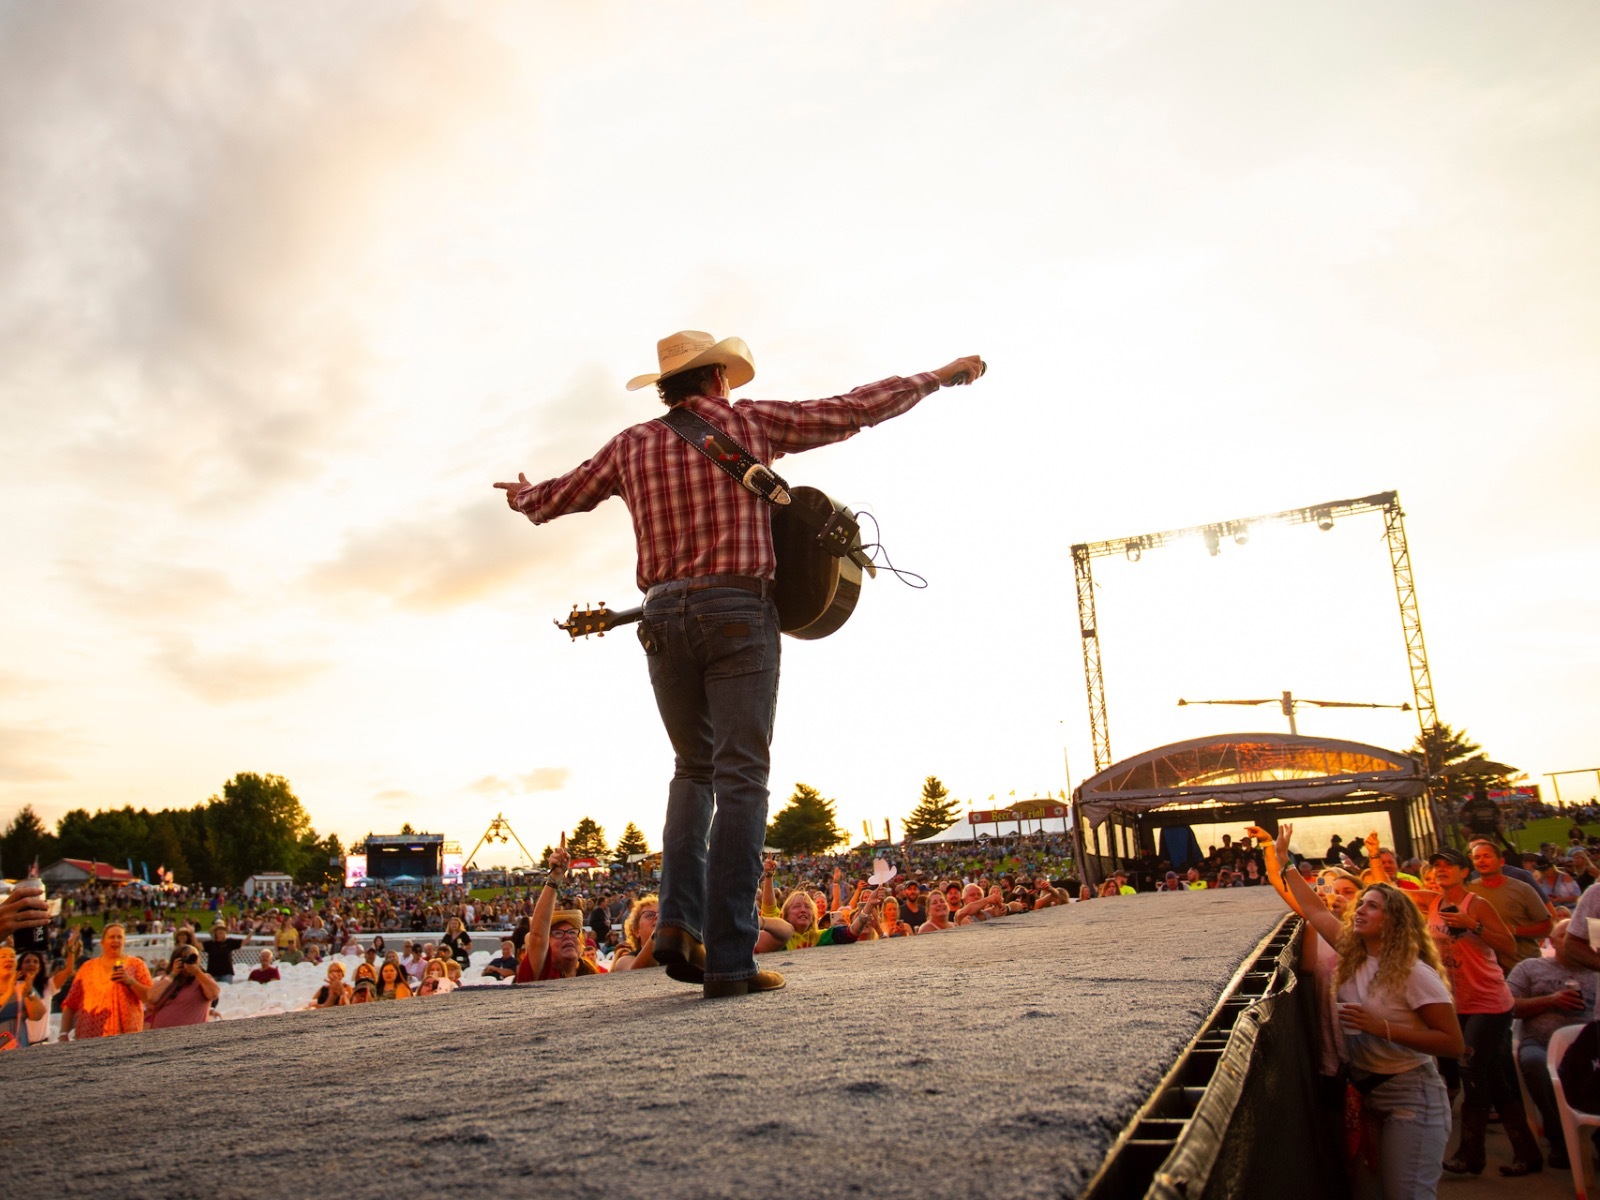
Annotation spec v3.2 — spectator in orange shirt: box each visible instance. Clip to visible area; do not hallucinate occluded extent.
[60,924,153,1041]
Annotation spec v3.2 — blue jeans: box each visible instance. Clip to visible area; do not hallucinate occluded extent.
[1350,1060,1451,1200]
[1452,1009,1540,1164]
[1517,1040,1563,1155]
[640,584,780,982]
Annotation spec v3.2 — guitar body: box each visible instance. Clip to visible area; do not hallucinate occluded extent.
[770,486,863,640]
[555,485,870,643]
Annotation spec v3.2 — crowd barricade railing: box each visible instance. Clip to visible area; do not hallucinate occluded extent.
[115,927,514,972]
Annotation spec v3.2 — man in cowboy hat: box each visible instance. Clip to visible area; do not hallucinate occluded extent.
[496,331,984,999]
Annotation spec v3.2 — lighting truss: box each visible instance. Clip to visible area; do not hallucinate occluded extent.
[462,812,539,873]
[1070,490,1440,772]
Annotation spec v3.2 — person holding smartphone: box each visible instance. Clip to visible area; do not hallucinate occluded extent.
[0,947,46,1049]
[1424,847,1544,1176]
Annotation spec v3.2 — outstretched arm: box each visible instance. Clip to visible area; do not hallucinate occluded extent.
[1245,826,1302,917]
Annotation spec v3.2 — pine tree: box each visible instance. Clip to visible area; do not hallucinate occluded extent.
[0,805,55,875]
[1411,723,1484,807]
[615,822,650,858]
[903,775,962,841]
[766,784,844,854]
[567,817,609,861]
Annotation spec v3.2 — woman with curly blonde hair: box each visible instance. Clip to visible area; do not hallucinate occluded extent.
[611,894,663,970]
[1265,824,1463,1200]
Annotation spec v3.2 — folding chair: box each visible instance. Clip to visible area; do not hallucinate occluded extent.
[1547,1023,1600,1200]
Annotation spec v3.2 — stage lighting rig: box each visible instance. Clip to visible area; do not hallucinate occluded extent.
[462,812,538,874]
[1178,691,1412,736]
[1070,490,1438,773]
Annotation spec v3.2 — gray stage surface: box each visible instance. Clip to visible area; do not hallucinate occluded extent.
[5,890,1285,1200]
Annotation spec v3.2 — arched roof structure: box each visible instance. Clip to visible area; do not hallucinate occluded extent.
[1072,732,1426,831]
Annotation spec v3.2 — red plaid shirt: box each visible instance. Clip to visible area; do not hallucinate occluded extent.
[513,373,940,590]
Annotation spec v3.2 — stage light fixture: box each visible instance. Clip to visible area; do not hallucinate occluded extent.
[1233,524,1249,545]
[1125,541,1141,563]
[1203,527,1221,556]
[1315,510,1334,531]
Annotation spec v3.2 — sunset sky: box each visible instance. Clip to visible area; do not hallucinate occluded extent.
[3,1,1597,869]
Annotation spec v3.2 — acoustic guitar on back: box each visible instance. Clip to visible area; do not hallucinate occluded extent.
[555,486,874,643]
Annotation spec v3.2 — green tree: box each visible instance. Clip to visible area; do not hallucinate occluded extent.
[171,805,217,884]
[205,773,314,886]
[295,831,345,886]
[903,775,962,841]
[144,810,194,886]
[615,822,650,858]
[567,817,609,861]
[1411,723,1484,808]
[1,805,56,874]
[766,783,845,855]
[54,808,111,863]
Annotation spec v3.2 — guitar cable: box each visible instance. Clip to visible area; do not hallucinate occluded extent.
[853,510,927,590]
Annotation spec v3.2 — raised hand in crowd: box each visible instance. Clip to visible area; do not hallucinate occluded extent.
[0,882,50,940]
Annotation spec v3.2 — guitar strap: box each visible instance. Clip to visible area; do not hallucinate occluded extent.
[656,406,862,560]
[657,405,792,507]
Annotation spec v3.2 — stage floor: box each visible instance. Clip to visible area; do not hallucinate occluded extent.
[6,890,1289,1199]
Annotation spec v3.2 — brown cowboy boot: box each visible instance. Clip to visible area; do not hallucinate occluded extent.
[1443,1108,1487,1175]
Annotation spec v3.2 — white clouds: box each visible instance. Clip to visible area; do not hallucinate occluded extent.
[152,636,328,704]
[0,0,1595,856]
[0,1,520,503]
[0,723,86,784]
[309,501,546,612]
[466,767,570,797]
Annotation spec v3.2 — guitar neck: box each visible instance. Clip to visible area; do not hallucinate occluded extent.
[555,604,642,641]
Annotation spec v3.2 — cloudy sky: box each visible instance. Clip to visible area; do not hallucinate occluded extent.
[2,1,1597,867]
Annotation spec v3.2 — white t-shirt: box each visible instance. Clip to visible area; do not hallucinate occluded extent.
[23,978,55,1046]
[1332,954,1452,1075]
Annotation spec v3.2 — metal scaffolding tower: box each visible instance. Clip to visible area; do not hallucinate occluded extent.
[1070,490,1440,772]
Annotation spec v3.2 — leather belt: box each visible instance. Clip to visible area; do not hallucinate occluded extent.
[645,575,774,602]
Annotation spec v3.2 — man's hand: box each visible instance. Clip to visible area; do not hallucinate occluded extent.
[548,846,571,873]
[931,356,986,387]
[493,472,531,510]
[1552,986,1587,1012]
[0,884,49,939]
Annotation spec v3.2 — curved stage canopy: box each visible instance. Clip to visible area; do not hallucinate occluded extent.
[1073,731,1427,831]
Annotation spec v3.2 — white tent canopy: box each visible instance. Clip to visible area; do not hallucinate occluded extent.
[916,816,1071,844]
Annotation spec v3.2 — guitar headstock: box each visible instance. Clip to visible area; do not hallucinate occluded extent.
[555,602,617,640]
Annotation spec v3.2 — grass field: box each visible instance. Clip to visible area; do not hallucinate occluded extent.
[1509,816,1600,853]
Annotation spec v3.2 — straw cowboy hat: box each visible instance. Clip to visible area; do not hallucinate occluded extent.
[626,330,756,392]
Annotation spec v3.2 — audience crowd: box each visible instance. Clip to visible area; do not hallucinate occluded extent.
[1246,823,1600,1199]
[8,816,1600,1200]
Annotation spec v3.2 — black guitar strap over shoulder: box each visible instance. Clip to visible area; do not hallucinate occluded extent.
[657,405,792,507]
[657,405,862,560]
